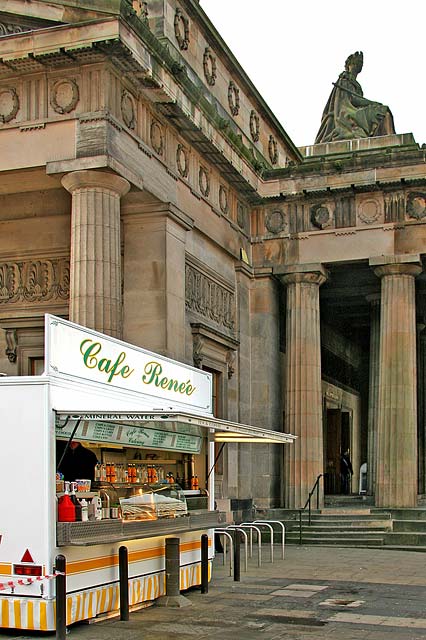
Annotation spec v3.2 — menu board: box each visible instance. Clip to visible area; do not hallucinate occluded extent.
[55,419,202,454]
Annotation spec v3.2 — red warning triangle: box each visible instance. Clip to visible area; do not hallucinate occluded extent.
[21,549,34,563]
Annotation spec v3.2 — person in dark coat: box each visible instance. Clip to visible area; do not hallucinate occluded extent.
[340,450,353,495]
[57,440,98,482]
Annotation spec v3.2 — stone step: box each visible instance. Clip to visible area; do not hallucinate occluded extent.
[392,519,426,532]
[285,536,385,546]
[283,513,391,523]
[376,508,426,520]
[292,524,390,532]
[383,532,426,545]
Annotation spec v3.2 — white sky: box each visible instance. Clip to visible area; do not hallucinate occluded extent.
[200,0,426,148]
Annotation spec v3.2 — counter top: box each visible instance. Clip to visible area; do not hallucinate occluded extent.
[56,511,225,546]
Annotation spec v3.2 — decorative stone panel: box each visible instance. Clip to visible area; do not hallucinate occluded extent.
[203,47,217,86]
[121,90,136,129]
[0,257,70,304]
[176,143,189,178]
[268,135,278,165]
[357,197,382,225]
[384,192,405,223]
[311,203,332,229]
[265,208,287,234]
[199,166,210,197]
[219,185,229,215]
[185,261,236,333]
[228,81,240,116]
[150,120,164,155]
[249,110,260,142]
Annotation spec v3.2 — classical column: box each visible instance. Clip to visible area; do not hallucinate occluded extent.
[371,255,422,507]
[278,264,327,509]
[367,294,380,495]
[417,324,426,494]
[62,170,130,337]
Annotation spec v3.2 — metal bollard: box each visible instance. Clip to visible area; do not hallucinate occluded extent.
[201,533,209,594]
[165,537,181,597]
[55,554,66,640]
[233,529,241,582]
[119,546,129,621]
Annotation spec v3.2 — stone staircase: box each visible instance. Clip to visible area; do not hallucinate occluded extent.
[259,499,426,551]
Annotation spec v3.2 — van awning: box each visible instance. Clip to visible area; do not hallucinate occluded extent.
[55,410,296,448]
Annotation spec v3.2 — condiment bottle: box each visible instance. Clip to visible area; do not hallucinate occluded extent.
[80,498,89,522]
[70,482,82,520]
[58,482,76,522]
[90,495,102,521]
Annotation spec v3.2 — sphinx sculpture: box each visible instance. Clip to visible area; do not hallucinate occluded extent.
[315,51,395,144]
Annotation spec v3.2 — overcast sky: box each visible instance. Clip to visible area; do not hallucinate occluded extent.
[200,0,426,148]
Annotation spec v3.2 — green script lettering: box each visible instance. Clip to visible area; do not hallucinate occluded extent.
[142,360,196,396]
[79,339,134,383]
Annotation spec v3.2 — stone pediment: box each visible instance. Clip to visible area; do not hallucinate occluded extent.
[0,12,59,35]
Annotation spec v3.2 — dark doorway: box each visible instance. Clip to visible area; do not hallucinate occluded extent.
[324,408,351,494]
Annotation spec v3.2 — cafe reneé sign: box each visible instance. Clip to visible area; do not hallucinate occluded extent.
[45,315,212,412]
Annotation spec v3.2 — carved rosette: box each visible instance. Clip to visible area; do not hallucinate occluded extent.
[311,203,332,229]
[174,8,189,50]
[228,81,240,116]
[176,144,189,178]
[249,110,260,142]
[199,166,210,198]
[407,192,426,220]
[0,22,25,36]
[265,209,286,234]
[150,120,164,155]
[219,185,229,215]
[0,257,70,304]
[185,263,236,332]
[121,90,136,129]
[268,134,278,165]
[50,79,79,115]
[0,87,19,123]
[203,47,217,86]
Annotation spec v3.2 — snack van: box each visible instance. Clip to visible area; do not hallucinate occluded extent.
[0,315,295,631]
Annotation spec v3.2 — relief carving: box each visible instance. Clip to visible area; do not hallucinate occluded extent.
[50,79,79,115]
[176,144,189,178]
[311,204,332,229]
[0,22,25,36]
[226,348,236,379]
[174,9,189,51]
[203,47,217,86]
[384,192,405,223]
[150,120,164,155]
[185,263,235,332]
[249,110,260,142]
[268,134,278,165]
[0,87,19,123]
[192,333,205,369]
[407,192,426,220]
[265,209,286,234]
[0,257,70,304]
[199,166,210,197]
[358,198,381,224]
[219,185,229,215]
[228,81,240,116]
[121,90,136,129]
[5,329,17,363]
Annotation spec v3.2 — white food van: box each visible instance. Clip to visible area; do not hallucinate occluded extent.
[0,315,295,631]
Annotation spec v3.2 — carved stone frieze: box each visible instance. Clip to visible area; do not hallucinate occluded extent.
[121,90,136,129]
[249,110,260,142]
[358,198,381,224]
[219,185,229,215]
[0,22,25,36]
[311,203,332,229]
[199,166,210,197]
[265,208,286,234]
[50,79,79,115]
[150,120,164,155]
[0,87,19,123]
[226,348,236,379]
[0,257,70,305]
[176,143,189,178]
[185,262,235,332]
[407,192,426,220]
[174,8,189,51]
[228,81,240,116]
[5,329,17,363]
[268,134,278,165]
[384,192,405,223]
[203,47,217,86]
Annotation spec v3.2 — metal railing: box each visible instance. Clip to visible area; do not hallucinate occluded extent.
[298,473,323,545]
[253,520,286,559]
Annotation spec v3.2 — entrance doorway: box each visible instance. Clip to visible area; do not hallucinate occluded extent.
[324,408,351,494]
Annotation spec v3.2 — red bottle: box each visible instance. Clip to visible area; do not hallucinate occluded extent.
[58,482,76,522]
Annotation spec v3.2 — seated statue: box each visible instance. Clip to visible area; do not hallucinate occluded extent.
[315,51,395,144]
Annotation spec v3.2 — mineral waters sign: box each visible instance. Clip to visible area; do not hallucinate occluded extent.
[45,315,212,412]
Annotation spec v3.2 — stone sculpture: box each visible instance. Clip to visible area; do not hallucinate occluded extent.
[315,51,395,143]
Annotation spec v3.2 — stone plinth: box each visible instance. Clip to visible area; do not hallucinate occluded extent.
[62,170,130,337]
[371,255,422,507]
[278,264,327,509]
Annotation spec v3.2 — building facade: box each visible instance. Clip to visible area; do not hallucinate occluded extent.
[1,0,425,510]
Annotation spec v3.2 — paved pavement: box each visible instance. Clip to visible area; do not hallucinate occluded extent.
[3,545,426,639]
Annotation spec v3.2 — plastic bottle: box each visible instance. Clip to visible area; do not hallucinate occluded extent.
[91,494,102,521]
[69,482,82,520]
[58,482,76,522]
[194,475,199,490]
[80,498,89,522]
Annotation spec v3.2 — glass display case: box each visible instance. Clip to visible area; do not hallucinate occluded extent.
[119,483,187,520]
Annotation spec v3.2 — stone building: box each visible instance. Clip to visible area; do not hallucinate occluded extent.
[1,0,425,510]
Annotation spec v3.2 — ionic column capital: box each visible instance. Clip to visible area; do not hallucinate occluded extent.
[370,254,422,280]
[275,263,328,287]
[61,170,130,197]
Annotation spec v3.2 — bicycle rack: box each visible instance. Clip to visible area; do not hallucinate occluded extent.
[228,524,262,567]
[253,520,286,560]
[221,526,248,572]
[214,529,234,576]
[244,521,274,562]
